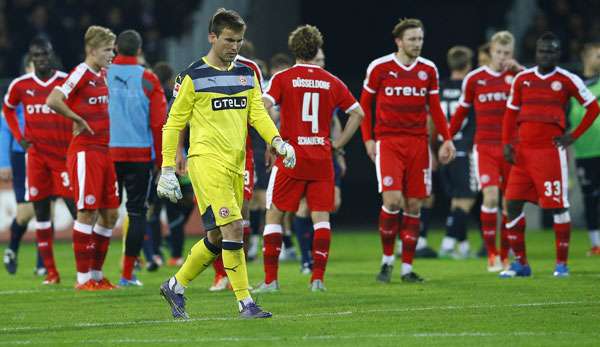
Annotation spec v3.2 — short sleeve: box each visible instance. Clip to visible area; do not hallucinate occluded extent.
[3,80,21,109]
[56,65,87,99]
[458,74,475,107]
[428,65,440,95]
[566,72,596,107]
[506,75,522,110]
[263,72,282,105]
[363,63,380,94]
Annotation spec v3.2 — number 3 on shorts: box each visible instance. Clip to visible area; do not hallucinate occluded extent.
[544,180,561,197]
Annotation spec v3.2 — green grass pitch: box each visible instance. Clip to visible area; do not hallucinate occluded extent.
[1,230,599,346]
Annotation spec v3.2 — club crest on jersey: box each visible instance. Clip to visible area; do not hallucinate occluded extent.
[85,194,96,205]
[418,71,428,81]
[481,174,490,184]
[211,96,247,111]
[383,176,394,187]
[239,75,248,86]
[551,81,562,91]
[505,75,514,85]
[29,187,38,197]
[219,207,230,218]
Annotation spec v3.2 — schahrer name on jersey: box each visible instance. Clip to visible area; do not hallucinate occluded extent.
[211,96,247,111]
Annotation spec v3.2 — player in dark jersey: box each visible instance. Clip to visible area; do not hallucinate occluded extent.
[437,46,478,259]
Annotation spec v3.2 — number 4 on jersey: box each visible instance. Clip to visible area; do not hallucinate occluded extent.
[302,92,319,133]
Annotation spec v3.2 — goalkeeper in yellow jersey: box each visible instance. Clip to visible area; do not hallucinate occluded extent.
[157,8,295,319]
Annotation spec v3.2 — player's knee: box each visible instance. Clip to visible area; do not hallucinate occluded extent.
[553,209,570,223]
[15,203,34,225]
[101,209,119,228]
[405,199,422,215]
[482,190,499,208]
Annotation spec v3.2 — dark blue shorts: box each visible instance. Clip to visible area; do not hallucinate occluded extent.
[10,151,26,203]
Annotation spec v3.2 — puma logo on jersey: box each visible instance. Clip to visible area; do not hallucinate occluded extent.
[88,80,96,87]
[523,81,531,87]
[114,76,130,87]
[388,71,398,78]
[211,96,247,110]
[26,89,35,96]
[477,80,486,86]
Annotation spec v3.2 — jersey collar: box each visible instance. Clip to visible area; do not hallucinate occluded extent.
[534,66,557,80]
[392,54,419,71]
[483,65,502,77]
[293,63,321,68]
[112,55,139,65]
[31,70,60,87]
[202,56,235,71]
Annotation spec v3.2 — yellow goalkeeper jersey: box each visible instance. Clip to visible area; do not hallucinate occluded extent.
[162,57,279,174]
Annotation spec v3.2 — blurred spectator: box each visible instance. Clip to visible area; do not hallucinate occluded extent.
[0,0,201,77]
[521,0,600,63]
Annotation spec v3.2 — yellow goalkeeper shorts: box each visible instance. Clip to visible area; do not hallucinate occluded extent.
[187,156,244,230]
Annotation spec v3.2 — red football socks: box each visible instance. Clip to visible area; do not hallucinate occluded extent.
[500,214,511,262]
[212,255,227,277]
[400,214,420,265]
[263,224,283,284]
[379,207,400,257]
[480,207,498,256]
[506,214,527,265]
[311,222,331,282]
[90,225,112,273]
[73,222,93,276]
[36,221,57,275]
[553,212,571,265]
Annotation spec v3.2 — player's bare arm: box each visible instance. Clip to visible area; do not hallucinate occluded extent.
[46,89,94,136]
[332,106,364,150]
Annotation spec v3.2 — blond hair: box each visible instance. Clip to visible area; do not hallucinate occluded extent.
[85,25,116,49]
[490,30,514,47]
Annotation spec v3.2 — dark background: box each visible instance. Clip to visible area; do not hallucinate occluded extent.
[297,0,510,228]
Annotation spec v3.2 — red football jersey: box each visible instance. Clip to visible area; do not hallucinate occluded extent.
[264,64,358,180]
[507,66,596,147]
[363,54,440,139]
[3,71,71,160]
[56,63,110,151]
[236,55,263,158]
[459,66,516,145]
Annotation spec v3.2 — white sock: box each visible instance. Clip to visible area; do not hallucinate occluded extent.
[440,236,456,251]
[458,241,470,256]
[238,296,254,311]
[401,262,413,275]
[416,236,428,250]
[381,255,395,266]
[77,272,91,284]
[169,277,185,294]
[91,270,103,281]
[589,230,600,247]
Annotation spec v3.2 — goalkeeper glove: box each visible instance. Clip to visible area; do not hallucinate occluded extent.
[157,166,182,203]
[272,137,296,168]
